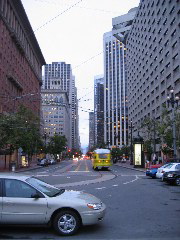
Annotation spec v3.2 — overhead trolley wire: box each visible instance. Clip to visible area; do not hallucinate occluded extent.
[33,0,84,32]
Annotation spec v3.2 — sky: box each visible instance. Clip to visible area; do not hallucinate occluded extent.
[21,0,140,151]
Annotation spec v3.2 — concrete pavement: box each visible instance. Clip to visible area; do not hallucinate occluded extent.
[0,160,146,187]
[114,160,146,172]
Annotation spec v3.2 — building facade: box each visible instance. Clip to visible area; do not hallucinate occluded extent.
[103,32,128,148]
[94,75,104,146]
[43,62,79,149]
[41,89,71,147]
[126,0,180,131]
[0,0,45,115]
[0,0,45,169]
[89,112,95,149]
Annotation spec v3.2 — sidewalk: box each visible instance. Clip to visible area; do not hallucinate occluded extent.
[0,162,42,173]
[114,160,146,172]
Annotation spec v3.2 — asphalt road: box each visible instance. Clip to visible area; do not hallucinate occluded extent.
[0,160,180,240]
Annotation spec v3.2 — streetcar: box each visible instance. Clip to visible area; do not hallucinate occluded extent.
[92,148,112,170]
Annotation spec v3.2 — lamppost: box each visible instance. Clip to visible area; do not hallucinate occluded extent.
[129,120,134,165]
[167,89,179,159]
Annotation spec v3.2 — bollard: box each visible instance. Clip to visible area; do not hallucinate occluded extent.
[11,163,16,172]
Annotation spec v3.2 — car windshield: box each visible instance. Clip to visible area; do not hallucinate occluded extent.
[26,177,64,197]
[162,163,173,168]
[164,163,175,169]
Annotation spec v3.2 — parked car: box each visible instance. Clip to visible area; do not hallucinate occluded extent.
[37,159,49,167]
[156,163,180,179]
[146,164,162,178]
[0,173,106,236]
[163,170,180,186]
[49,159,56,165]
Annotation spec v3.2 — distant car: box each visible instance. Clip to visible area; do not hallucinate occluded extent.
[73,157,78,162]
[156,163,180,179]
[37,159,48,167]
[0,173,106,236]
[49,159,56,165]
[163,171,180,186]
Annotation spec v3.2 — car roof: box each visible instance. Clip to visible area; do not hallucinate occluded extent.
[94,149,110,154]
[0,173,31,181]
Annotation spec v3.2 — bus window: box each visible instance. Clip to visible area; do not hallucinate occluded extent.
[99,154,108,159]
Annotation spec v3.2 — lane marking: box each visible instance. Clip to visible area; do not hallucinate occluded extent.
[75,160,82,171]
[85,159,89,172]
[36,175,49,177]
[121,174,144,177]
[123,175,139,184]
[112,184,118,187]
[95,187,106,190]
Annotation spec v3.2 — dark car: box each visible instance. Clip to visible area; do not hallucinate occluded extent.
[146,164,162,178]
[163,170,180,186]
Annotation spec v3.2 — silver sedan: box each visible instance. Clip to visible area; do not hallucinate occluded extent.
[0,173,106,236]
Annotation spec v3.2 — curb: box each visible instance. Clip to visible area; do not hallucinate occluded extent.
[115,163,146,173]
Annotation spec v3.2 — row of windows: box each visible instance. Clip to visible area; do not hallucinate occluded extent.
[1,0,42,76]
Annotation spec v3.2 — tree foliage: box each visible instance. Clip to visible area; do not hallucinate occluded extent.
[140,107,180,157]
[47,134,67,160]
[0,105,42,160]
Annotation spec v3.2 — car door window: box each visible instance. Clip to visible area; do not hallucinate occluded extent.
[5,179,39,198]
[175,164,180,170]
[0,179,2,197]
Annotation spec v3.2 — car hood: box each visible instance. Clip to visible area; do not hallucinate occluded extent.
[57,190,101,203]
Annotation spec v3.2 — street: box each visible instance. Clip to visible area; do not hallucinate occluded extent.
[0,159,180,240]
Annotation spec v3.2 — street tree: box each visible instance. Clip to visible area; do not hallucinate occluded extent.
[0,114,17,153]
[15,106,42,162]
[47,134,67,160]
[140,107,180,160]
[111,147,121,163]
[0,105,42,162]
[157,107,180,157]
[140,117,157,160]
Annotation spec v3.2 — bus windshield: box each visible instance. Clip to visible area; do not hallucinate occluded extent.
[99,154,108,159]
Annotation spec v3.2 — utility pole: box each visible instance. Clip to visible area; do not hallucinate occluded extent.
[129,120,134,165]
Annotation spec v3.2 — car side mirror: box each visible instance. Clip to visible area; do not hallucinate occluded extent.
[31,193,40,199]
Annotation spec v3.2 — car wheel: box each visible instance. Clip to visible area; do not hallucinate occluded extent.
[53,210,81,236]
[175,177,180,186]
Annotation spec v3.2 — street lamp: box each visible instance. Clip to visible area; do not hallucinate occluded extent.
[129,120,134,165]
[167,89,179,159]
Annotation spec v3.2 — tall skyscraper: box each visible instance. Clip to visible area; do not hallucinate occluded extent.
[103,32,128,148]
[71,76,80,149]
[42,62,79,149]
[126,0,180,132]
[89,112,95,149]
[103,9,137,149]
[94,75,104,146]
[43,62,72,92]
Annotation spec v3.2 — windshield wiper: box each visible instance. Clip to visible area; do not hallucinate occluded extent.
[52,189,65,197]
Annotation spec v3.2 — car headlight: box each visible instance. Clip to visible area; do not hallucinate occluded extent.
[167,173,174,177]
[87,202,102,210]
